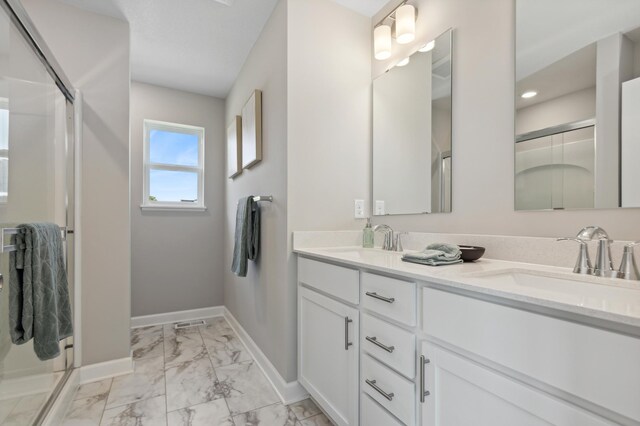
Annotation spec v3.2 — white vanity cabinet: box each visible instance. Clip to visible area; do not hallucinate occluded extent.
[297,254,640,426]
[419,341,612,426]
[298,259,360,426]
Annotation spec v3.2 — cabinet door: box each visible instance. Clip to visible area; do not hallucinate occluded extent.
[419,341,611,426]
[299,287,359,426]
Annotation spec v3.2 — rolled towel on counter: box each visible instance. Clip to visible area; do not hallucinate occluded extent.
[401,243,462,266]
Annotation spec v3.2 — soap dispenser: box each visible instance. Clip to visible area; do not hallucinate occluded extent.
[363,218,374,248]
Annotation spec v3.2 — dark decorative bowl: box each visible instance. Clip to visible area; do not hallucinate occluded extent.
[459,245,486,262]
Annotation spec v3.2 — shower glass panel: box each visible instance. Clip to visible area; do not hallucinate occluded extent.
[0,3,74,425]
[516,126,595,210]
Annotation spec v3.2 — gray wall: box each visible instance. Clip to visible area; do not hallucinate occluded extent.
[225,0,291,380]
[23,0,131,364]
[225,0,371,383]
[130,82,226,316]
[371,0,640,241]
[287,0,372,231]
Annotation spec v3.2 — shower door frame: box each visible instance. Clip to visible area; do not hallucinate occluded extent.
[0,0,79,424]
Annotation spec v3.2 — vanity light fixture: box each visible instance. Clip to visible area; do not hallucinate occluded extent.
[521,91,538,99]
[373,1,418,61]
[397,57,410,67]
[419,40,435,53]
[395,4,416,44]
[374,25,392,60]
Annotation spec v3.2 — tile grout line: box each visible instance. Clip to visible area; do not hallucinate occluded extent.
[199,320,235,421]
[97,378,115,425]
[162,324,168,426]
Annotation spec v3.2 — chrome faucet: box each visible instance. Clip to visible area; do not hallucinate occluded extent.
[374,224,394,250]
[619,242,640,281]
[558,226,638,280]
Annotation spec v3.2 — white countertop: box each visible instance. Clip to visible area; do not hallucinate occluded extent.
[294,246,640,330]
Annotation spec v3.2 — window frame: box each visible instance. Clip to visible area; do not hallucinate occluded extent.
[142,119,206,211]
[0,98,9,204]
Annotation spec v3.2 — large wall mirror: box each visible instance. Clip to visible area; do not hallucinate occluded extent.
[515,0,640,210]
[373,29,452,215]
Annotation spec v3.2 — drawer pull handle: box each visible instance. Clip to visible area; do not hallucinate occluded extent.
[344,317,353,350]
[366,379,394,401]
[419,355,431,402]
[366,336,395,353]
[365,291,395,303]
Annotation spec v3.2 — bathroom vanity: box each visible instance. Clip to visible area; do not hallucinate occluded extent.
[296,246,640,426]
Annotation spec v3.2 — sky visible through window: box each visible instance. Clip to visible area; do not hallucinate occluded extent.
[149,129,199,202]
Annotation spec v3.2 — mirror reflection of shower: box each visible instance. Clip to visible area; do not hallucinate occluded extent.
[515,0,640,210]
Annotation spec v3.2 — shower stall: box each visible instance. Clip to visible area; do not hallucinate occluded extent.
[0,0,77,424]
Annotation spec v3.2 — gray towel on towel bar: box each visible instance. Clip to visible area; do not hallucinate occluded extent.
[232,197,261,277]
[9,223,73,361]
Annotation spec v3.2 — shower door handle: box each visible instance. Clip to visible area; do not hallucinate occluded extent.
[0,273,3,293]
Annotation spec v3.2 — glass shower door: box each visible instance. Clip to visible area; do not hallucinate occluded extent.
[0,4,73,425]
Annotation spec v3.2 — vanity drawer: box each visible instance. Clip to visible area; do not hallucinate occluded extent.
[361,393,404,426]
[422,286,640,422]
[361,354,415,426]
[362,313,415,378]
[298,257,359,304]
[361,272,416,326]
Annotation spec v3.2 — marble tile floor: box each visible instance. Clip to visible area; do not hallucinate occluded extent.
[61,317,333,425]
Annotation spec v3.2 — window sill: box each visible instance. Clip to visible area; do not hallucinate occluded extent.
[140,204,207,212]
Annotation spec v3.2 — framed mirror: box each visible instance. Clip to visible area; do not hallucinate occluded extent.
[515,0,640,210]
[372,29,452,216]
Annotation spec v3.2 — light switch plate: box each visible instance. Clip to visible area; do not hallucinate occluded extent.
[375,200,385,215]
[354,199,365,218]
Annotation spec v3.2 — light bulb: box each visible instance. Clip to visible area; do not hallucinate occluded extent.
[397,57,410,67]
[521,91,538,99]
[419,40,435,53]
[395,4,416,45]
[374,25,392,60]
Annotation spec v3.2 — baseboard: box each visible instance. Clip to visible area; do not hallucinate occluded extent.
[223,308,308,405]
[79,356,134,384]
[131,306,225,328]
[41,369,79,426]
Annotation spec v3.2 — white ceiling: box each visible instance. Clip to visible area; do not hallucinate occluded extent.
[516,43,596,110]
[516,0,640,81]
[332,0,389,17]
[57,0,386,98]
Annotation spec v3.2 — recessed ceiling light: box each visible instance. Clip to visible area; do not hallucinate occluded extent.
[419,40,435,52]
[397,57,410,67]
[521,91,538,99]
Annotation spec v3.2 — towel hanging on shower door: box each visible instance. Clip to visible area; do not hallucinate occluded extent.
[9,223,73,361]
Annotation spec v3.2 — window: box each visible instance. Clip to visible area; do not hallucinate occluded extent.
[142,120,205,210]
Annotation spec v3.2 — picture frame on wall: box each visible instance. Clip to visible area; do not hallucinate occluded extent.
[227,115,242,178]
[241,89,262,169]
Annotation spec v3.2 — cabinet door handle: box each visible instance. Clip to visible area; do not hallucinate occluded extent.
[344,317,353,350]
[420,355,431,402]
[366,336,395,353]
[365,379,394,401]
[365,291,395,303]
[0,273,3,293]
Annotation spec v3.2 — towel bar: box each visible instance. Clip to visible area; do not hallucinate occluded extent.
[1,226,68,253]
[252,195,273,202]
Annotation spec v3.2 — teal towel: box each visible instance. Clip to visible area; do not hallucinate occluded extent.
[402,243,462,266]
[9,223,73,361]
[231,197,260,277]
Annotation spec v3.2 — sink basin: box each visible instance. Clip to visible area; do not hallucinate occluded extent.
[467,269,640,316]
